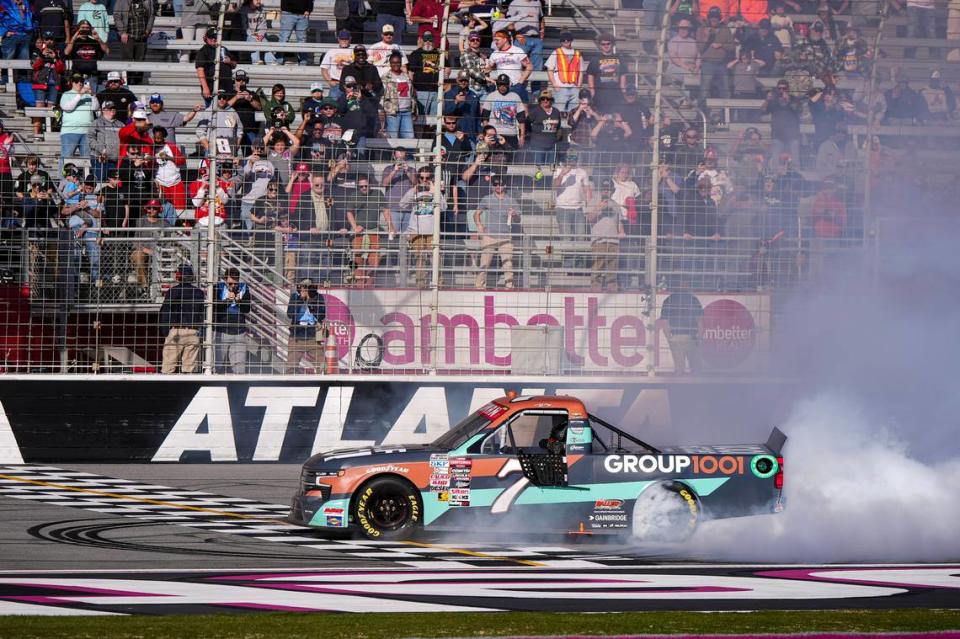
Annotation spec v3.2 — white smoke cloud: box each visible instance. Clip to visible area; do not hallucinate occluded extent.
[687,392,960,562]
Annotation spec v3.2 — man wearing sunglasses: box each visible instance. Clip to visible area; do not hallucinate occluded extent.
[587,32,628,110]
[474,174,519,290]
[397,168,445,288]
[526,89,562,166]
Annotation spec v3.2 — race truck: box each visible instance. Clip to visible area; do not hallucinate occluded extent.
[289,393,787,541]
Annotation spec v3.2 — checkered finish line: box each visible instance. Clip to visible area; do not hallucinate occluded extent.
[0,465,634,569]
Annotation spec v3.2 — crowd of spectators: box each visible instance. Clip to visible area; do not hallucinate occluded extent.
[0,0,956,300]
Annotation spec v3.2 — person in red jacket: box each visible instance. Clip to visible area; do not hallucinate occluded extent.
[118,109,153,159]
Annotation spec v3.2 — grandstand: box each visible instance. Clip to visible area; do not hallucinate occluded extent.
[0,0,956,376]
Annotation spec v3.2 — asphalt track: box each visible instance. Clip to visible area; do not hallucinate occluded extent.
[0,464,958,615]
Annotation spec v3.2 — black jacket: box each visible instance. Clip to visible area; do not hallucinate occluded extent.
[213,281,251,334]
[286,290,326,339]
[281,0,314,14]
[159,283,205,330]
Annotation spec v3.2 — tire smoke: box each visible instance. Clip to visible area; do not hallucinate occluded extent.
[689,393,960,562]
[686,219,960,562]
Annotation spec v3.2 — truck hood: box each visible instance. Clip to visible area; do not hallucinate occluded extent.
[304,444,436,468]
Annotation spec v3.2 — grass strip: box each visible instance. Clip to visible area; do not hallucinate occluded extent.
[2,608,960,639]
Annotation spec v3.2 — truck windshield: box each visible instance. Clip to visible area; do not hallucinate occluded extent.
[430,412,492,451]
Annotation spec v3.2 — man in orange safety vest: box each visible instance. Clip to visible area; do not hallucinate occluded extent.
[545,31,588,113]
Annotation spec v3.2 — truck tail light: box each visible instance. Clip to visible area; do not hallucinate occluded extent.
[774,456,784,490]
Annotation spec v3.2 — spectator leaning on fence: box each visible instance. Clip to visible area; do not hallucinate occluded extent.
[586,179,624,292]
[285,278,326,374]
[214,267,250,374]
[129,199,167,296]
[159,264,205,374]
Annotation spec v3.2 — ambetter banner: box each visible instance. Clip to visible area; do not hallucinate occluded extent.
[272,289,771,375]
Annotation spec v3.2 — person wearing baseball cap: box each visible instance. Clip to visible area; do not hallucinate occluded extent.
[113,0,155,84]
[196,27,237,104]
[59,70,100,172]
[374,0,406,46]
[320,29,356,100]
[742,17,781,75]
[95,71,137,120]
[339,44,384,96]
[129,198,169,297]
[159,262,205,374]
[117,108,154,159]
[302,82,326,115]
[696,4,734,101]
[145,93,199,145]
[369,20,408,72]
[89,99,122,182]
[480,74,527,149]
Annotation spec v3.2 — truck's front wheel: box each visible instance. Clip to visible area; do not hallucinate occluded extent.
[631,482,699,542]
[352,476,422,540]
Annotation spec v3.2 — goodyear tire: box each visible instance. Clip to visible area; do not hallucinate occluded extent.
[631,482,699,542]
[352,476,422,541]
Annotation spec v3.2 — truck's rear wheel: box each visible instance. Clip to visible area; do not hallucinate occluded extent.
[631,482,699,542]
[352,476,422,540]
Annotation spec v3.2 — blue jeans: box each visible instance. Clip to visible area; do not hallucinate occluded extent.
[279,12,310,64]
[419,92,439,121]
[91,158,117,183]
[38,83,59,106]
[906,6,935,57]
[84,236,100,281]
[326,84,344,100]
[1,33,31,84]
[376,14,406,45]
[520,36,543,71]
[248,34,277,64]
[552,86,579,113]
[510,83,530,104]
[385,110,415,138]
[61,133,89,169]
[527,147,556,167]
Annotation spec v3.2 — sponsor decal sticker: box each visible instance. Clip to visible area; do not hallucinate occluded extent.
[364,464,410,474]
[603,454,746,475]
[429,453,449,469]
[750,454,779,479]
[429,473,451,489]
[594,499,624,509]
[590,497,628,529]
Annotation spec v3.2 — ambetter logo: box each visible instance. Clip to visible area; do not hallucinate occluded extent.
[699,300,755,369]
[324,295,356,360]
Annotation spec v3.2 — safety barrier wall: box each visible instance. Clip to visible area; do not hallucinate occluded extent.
[0,378,785,464]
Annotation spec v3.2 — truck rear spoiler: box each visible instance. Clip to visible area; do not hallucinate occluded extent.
[765,427,787,455]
